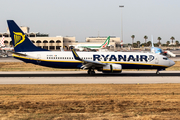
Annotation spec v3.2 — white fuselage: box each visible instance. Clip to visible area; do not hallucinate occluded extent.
[13,51,175,70]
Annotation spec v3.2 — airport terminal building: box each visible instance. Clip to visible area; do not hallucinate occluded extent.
[0,26,121,51]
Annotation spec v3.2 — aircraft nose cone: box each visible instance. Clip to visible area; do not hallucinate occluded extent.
[169,60,175,66]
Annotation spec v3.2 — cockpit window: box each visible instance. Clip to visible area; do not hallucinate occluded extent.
[163,57,168,60]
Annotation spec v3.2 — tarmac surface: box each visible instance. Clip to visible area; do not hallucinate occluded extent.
[0,53,179,84]
[0,71,179,84]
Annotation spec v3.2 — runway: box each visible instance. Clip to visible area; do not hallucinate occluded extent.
[0,71,179,84]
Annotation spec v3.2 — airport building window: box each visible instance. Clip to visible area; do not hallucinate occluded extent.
[56,40,61,43]
[49,46,55,50]
[30,34,35,37]
[50,40,55,43]
[3,34,9,37]
[43,46,48,50]
[43,40,48,43]
[56,46,61,50]
[36,40,41,43]
[4,40,8,43]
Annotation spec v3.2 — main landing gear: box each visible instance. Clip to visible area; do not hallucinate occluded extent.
[156,70,160,75]
[88,69,95,75]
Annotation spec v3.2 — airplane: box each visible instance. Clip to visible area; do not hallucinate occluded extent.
[0,36,14,57]
[73,36,110,51]
[0,36,14,51]
[150,36,176,57]
[0,36,5,47]
[7,20,175,75]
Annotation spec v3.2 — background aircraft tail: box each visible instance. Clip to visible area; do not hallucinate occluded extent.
[100,36,110,48]
[7,20,48,52]
[151,35,154,47]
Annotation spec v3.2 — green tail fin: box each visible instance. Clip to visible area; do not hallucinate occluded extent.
[100,36,110,48]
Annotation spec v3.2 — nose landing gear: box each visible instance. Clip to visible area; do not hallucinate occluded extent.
[156,68,165,75]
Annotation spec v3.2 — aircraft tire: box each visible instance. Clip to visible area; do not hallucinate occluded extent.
[87,69,95,75]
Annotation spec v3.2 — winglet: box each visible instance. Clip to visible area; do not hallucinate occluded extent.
[71,48,82,60]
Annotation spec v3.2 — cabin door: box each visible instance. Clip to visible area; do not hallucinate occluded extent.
[37,54,41,64]
[155,55,158,64]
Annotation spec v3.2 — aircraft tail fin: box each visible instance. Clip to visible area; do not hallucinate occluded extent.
[7,20,48,52]
[100,36,110,48]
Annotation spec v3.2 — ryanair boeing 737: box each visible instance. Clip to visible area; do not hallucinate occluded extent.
[7,20,175,75]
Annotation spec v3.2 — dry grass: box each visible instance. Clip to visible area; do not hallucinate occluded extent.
[0,61,180,71]
[0,84,180,119]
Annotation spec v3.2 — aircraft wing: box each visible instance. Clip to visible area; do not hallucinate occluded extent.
[71,49,106,69]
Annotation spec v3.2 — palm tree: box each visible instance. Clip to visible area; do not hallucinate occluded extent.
[147,41,152,47]
[175,40,179,47]
[137,41,140,48]
[170,36,175,45]
[131,35,135,47]
[157,37,161,47]
[144,35,148,46]
[166,41,170,47]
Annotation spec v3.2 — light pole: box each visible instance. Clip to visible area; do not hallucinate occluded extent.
[119,5,124,48]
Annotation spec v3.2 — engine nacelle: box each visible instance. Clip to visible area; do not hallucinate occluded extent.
[102,64,122,73]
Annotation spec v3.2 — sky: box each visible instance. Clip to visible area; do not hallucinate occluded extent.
[0,0,180,44]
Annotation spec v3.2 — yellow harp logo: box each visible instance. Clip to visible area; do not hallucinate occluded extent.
[13,31,25,47]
